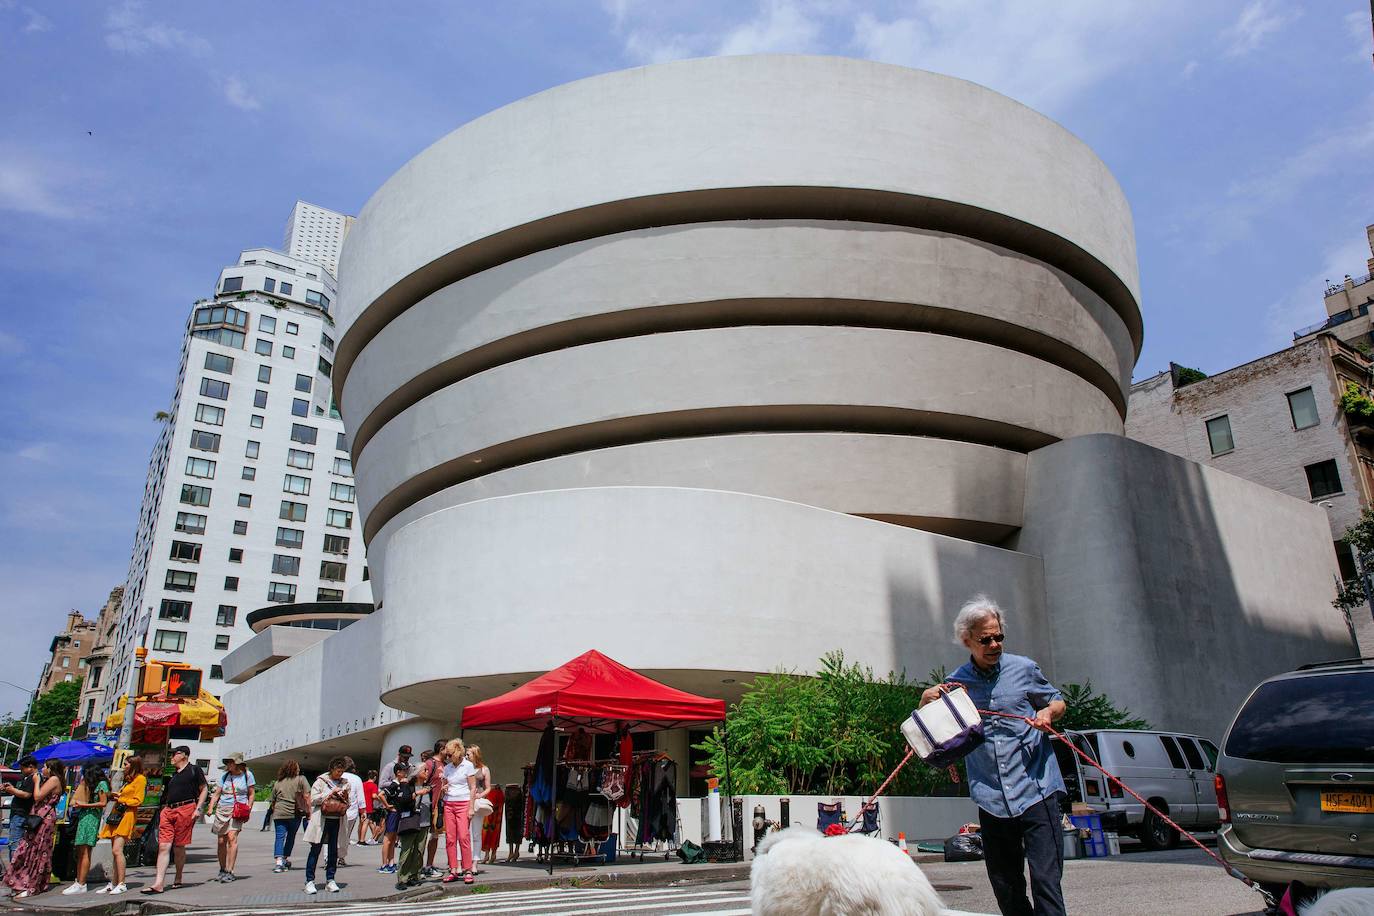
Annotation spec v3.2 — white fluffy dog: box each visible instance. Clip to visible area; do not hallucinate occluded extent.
[1301,888,1374,916]
[750,826,944,916]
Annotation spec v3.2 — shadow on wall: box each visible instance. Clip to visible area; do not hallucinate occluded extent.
[1016,434,1354,740]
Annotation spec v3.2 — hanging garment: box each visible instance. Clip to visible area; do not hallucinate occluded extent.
[566,766,590,792]
[563,728,592,761]
[504,784,525,845]
[599,764,627,801]
[531,724,556,805]
[482,785,505,852]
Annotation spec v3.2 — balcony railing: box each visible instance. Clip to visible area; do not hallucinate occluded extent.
[1295,302,1370,340]
[1326,271,1374,297]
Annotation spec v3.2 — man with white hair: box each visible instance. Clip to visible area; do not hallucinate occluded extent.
[920,595,1068,916]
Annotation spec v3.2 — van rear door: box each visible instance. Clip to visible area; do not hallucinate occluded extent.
[1158,736,1200,826]
[1178,736,1218,826]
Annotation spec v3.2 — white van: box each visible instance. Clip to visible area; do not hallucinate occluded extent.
[1054,729,1220,849]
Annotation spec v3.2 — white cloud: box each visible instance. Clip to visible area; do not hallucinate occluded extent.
[104,0,211,57]
[716,0,823,56]
[1180,60,1199,80]
[1346,10,1372,62]
[0,329,25,357]
[0,0,49,34]
[224,75,261,111]
[0,155,78,219]
[16,442,55,462]
[1221,0,1299,58]
[1265,234,1372,348]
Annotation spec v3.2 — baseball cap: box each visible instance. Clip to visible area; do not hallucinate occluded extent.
[397,745,412,757]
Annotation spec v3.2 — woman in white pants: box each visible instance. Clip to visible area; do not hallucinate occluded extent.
[466,746,492,866]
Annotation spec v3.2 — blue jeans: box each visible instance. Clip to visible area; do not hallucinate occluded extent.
[305,817,340,884]
[5,813,26,862]
[274,817,302,859]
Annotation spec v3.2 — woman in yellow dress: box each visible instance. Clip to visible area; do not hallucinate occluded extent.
[95,757,146,896]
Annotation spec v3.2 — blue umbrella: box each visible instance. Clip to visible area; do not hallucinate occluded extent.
[28,740,114,767]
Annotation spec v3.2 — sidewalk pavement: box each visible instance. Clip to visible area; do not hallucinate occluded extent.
[16,817,921,913]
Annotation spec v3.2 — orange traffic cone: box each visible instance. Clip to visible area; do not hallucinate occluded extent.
[898,832,910,856]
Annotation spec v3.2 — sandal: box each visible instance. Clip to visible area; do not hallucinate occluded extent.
[141,887,164,895]
[441,871,461,884]
[463,870,475,885]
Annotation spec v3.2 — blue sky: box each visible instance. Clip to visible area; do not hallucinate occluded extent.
[1,1,1371,717]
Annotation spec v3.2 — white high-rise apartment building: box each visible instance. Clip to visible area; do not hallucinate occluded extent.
[105,210,367,768]
[283,201,354,278]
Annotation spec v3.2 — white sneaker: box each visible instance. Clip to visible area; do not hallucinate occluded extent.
[95,883,113,895]
[62,883,87,895]
[326,880,340,893]
[304,881,318,894]
[111,884,128,894]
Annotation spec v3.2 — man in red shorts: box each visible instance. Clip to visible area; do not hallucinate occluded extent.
[143,746,207,894]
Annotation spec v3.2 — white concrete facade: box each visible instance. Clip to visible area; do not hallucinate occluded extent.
[223,57,1355,786]
[106,240,367,769]
[282,200,354,279]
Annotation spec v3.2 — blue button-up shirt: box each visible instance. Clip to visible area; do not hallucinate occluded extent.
[946,652,1066,819]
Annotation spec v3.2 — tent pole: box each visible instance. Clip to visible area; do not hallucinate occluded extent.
[548,716,556,876]
[722,721,736,858]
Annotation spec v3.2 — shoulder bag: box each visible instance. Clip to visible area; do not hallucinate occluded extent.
[105,801,128,827]
[321,779,349,818]
[293,777,311,816]
[902,684,986,769]
[228,776,253,821]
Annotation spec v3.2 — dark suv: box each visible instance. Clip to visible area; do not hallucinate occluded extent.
[1215,659,1374,896]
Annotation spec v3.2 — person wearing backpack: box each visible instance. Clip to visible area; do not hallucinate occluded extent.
[205,752,255,883]
[268,759,310,873]
[141,747,204,895]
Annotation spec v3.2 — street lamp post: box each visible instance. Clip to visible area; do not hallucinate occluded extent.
[108,610,150,795]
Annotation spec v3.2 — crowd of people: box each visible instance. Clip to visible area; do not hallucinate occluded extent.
[1,737,504,899]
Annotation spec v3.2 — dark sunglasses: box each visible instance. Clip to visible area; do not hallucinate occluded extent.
[977,633,1006,646]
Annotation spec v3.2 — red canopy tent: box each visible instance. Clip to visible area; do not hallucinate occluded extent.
[460,650,726,732]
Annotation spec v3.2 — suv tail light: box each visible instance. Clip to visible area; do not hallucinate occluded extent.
[1109,781,1123,798]
[1215,773,1230,824]
[1084,778,1101,797]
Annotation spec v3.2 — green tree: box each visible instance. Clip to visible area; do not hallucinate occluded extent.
[0,678,84,757]
[696,654,1151,797]
[1331,506,1374,623]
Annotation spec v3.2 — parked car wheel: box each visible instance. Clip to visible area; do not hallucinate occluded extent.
[1138,809,1179,850]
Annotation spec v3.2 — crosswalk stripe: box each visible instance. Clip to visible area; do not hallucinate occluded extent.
[417,894,750,916]
[198,886,751,916]
[189,883,713,915]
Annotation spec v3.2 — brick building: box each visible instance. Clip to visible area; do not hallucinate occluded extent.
[38,610,99,695]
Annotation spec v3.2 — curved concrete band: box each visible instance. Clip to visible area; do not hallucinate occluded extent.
[354,326,1123,540]
[343,221,1135,455]
[376,487,1051,719]
[334,55,1142,395]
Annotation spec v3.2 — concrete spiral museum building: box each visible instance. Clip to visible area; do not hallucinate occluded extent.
[224,56,1354,780]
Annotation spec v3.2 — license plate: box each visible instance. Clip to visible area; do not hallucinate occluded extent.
[1320,791,1374,814]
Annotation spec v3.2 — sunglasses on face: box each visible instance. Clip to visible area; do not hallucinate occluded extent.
[977,633,1006,646]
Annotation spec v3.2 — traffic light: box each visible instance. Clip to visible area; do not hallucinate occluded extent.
[139,661,165,696]
[138,661,202,699]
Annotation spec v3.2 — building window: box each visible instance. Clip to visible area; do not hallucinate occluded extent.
[262,277,276,294]
[210,665,223,680]
[189,430,220,453]
[169,540,201,563]
[180,484,211,507]
[153,630,186,652]
[291,424,317,445]
[320,560,347,581]
[317,588,344,602]
[250,414,264,429]
[199,378,230,400]
[1306,459,1343,499]
[305,290,330,310]
[204,352,234,374]
[282,345,295,359]
[232,520,248,535]
[272,554,301,576]
[224,576,239,591]
[195,403,225,426]
[336,433,348,452]
[216,605,237,626]
[164,569,197,592]
[254,389,268,409]
[329,482,355,503]
[287,448,314,470]
[267,582,297,603]
[280,283,293,297]
[175,512,207,535]
[276,526,304,548]
[255,339,273,357]
[259,314,276,333]
[220,276,243,293]
[214,635,230,651]
[237,493,252,508]
[258,365,272,383]
[295,373,313,394]
[185,456,216,478]
[158,599,192,622]
[323,534,350,555]
[285,321,298,334]
[280,500,308,522]
[1288,387,1320,430]
[1205,415,1234,455]
[288,398,308,418]
[318,356,333,378]
[228,547,243,563]
[332,457,353,477]
[321,332,335,352]
[326,508,352,529]
[241,466,256,481]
